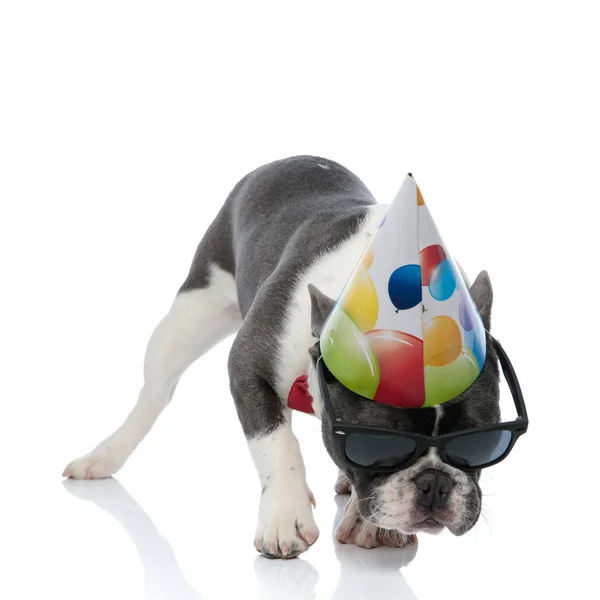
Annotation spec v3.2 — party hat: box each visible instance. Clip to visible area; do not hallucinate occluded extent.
[319,174,486,408]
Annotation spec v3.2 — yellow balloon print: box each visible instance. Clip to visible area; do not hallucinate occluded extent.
[341,266,379,332]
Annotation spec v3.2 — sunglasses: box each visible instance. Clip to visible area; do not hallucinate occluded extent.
[317,335,528,473]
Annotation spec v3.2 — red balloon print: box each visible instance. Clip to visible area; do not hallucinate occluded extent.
[366,330,425,408]
[420,244,446,286]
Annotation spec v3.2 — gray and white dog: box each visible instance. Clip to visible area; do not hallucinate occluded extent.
[64,155,500,558]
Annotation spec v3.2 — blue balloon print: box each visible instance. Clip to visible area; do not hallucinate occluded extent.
[429,259,457,301]
[463,327,475,350]
[388,264,422,311]
[459,292,475,331]
[471,322,486,369]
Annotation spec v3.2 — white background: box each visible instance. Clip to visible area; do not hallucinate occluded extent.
[1,2,598,599]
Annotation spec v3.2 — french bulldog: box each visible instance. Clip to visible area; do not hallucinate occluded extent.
[63,155,500,559]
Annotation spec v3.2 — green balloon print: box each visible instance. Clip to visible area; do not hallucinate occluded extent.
[423,347,480,407]
[320,307,380,399]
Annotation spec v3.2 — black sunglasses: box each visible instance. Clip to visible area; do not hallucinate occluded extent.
[317,335,528,473]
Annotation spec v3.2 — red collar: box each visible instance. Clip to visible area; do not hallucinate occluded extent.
[287,374,315,414]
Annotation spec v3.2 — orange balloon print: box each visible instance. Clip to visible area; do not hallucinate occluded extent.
[341,267,379,332]
[417,186,425,206]
[423,316,462,367]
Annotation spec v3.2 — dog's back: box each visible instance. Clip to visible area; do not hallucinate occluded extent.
[180,154,376,314]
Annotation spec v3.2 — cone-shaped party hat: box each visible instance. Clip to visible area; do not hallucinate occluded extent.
[319,174,487,408]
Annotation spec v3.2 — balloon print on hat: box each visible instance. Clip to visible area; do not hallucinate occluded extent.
[459,292,475,331]
[320,307,380,399]
[420,244,446,286]
[463,327,475,353]
[319,173,489,409]
[423,347,481,407]
[361,245,375,270]
[471,320,486,368]
[342,266,379,332]
[388,264,422,311]
[423,316,462,367]
[366,329,425,408]
[341,244,378,331]
[460,291,486,368]
[429,259,457,301]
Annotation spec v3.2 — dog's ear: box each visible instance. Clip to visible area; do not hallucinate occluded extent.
[469,270,493,331]
[308,284,335,338]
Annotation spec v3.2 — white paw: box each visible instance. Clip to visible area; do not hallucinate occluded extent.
[254,488,319,559]
[334,471,352,495]
[335,498,417,549]
[62,444,130,479]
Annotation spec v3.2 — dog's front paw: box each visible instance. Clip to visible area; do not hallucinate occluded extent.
[254,489,319,559]
[62,443,130,479]
[334,471,352,495]
[335,508,417,549]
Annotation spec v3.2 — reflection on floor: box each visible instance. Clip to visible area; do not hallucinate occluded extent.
[64,478,419,600]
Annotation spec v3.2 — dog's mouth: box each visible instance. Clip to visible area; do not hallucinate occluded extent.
[412,517,446,532]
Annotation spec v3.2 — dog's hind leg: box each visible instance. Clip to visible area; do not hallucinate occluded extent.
[63,265,241,479]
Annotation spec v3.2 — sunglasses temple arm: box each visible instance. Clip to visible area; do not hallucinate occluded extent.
[493,337,529,424]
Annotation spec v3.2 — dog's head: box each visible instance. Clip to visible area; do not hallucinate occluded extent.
[309,271,500,536]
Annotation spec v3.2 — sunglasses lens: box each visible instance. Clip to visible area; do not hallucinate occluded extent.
[345,433,417,468]
[445,430,513,468]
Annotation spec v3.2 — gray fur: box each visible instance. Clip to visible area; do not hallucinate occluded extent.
[308,284,336,338]
[469,270,493,331]
[308,284,336,362]
[179,155,375,437]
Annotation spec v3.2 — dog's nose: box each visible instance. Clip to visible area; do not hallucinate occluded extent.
[414,469,454,510]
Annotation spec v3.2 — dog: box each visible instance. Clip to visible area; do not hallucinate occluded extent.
[63,155,500,559]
